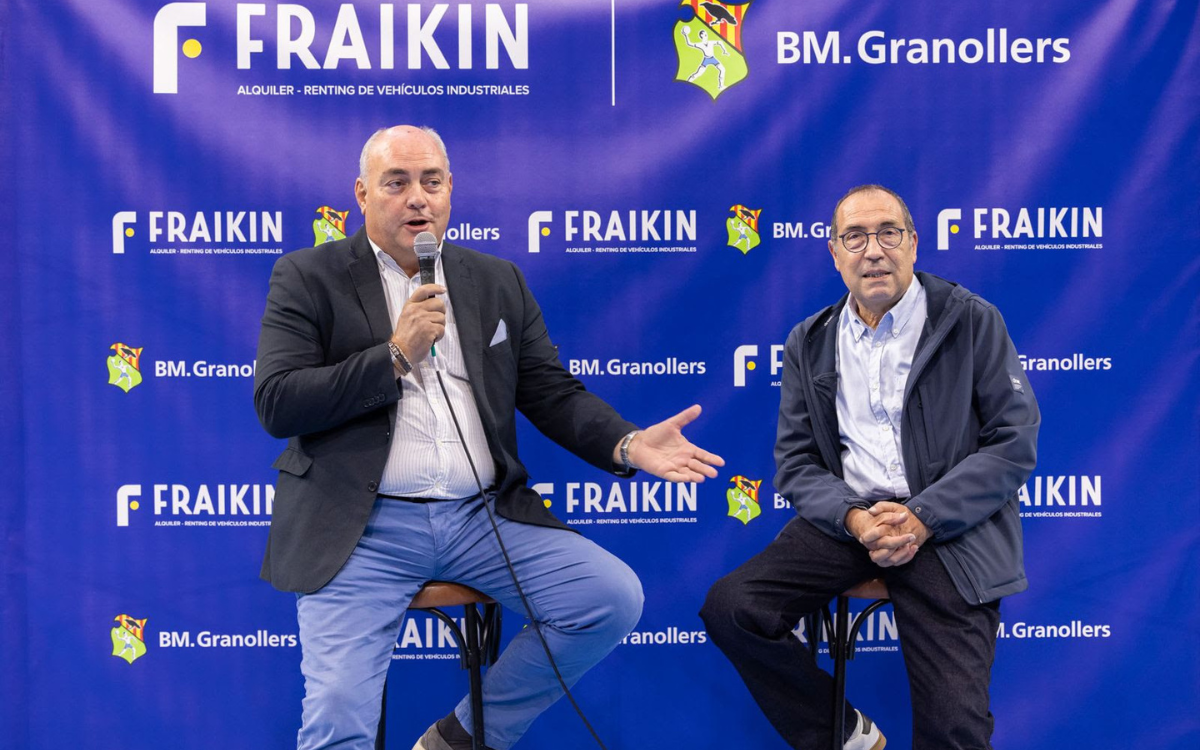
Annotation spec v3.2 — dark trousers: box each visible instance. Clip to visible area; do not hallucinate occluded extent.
[700,516,1001,750]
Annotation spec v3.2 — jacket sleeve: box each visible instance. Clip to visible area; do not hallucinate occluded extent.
[774,324,867,538]
[909,302,1040,541]
[507,263,638,474]
[253,253,400,439]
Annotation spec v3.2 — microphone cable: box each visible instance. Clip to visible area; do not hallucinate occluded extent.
[432,365,610,750]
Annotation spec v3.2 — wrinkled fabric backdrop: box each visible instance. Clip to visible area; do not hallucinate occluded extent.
[2,0,1198,747]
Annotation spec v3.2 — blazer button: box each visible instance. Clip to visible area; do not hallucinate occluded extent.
[367,481,378,492]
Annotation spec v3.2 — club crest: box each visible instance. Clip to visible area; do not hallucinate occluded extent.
[674,1,753,100]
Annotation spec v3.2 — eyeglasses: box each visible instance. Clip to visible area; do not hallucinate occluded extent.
[838,227,907,253]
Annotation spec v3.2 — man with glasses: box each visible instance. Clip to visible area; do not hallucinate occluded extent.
[701,185,1039,749]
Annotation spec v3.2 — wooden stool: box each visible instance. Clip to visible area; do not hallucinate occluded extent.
[376,582,502,750]
[804,579,891,750]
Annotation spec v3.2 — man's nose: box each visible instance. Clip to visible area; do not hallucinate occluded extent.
[862,236,886,258]
[405,186,426,209]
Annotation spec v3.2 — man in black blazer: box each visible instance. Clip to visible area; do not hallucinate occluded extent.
[254,125,723,750]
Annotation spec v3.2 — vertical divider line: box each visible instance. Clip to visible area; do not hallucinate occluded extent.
[611,0,617,106]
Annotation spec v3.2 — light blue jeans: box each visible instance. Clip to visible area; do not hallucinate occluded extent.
[295,495,644,750]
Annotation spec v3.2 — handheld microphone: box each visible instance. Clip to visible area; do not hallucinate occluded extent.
[414,230,439,286]
[413,231,441,363]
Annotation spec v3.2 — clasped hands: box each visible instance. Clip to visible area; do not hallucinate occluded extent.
[846,502,930,568]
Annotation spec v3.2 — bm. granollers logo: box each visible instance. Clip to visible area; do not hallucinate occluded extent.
[313,206,349,245]
[726,475,762,524]
[727,204,761,254]
[107,343,144,393]
[674,1,752,100]
[111,614,148,664]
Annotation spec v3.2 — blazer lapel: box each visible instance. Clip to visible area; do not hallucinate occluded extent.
[346,228,392,344]
[442,245,495,425]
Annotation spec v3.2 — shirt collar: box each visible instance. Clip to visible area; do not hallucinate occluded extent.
[368,235,443,279]
[840,275,925,341]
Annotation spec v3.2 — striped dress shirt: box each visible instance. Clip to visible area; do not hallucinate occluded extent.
[370,239,496,498]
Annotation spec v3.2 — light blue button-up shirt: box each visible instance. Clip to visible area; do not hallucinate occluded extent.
[835,276,928,500]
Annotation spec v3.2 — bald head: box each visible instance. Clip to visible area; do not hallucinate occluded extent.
[359,125,450,180]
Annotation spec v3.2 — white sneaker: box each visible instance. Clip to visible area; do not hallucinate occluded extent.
[411,723,454,750]
[844,709,886,750]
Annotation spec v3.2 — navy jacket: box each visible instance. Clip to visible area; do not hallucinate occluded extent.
[254,229,636,593]
[774,272,1039,603]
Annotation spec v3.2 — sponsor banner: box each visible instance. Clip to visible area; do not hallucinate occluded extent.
[791,608,901,654]
[7,2,1196,749]
[390,612,475,661]
[621,625,710,647]
[1018,475,1103,518]
[528,209,700,255]
[116,483,274,527]
[151,2,532,95]
[936,206,1104,251]
[771,218,833,241]
[110,612,299,666]
[568,356,707,377]
[112,210,285,256]
[1019,353,1113,373]
[733,344,785,388]
[534,480,701,526]
[997,620,1112,640]
[157,629,299,649]
[778,28,1071,67]
[105,343,257,393]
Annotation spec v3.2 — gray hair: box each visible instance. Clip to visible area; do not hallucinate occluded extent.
[830,184,916,240]
[358,125,450,180]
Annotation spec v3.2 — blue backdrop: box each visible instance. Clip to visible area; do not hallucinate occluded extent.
[2,0,1198,747]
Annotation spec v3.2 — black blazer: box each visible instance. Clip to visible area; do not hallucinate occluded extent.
[254,228,636,593]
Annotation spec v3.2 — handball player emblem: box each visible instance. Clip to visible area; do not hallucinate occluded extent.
[727,204,762,254]
[107,343,144,393]
[674,0,753,100]
[111,614,148,665]
[313,206,349,246]
[726,475,763,525]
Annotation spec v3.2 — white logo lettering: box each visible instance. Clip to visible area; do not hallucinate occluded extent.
[733,345,758,387]
[153,2,207,94]
[937,208,962,250]
[112,212,138,254]
[527,211,552,252]
[116,484,142,526]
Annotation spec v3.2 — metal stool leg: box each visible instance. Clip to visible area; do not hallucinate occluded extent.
[377,584,501,750]
[463,603,485,750]
[831,595,850,750]
[827,594,891,750]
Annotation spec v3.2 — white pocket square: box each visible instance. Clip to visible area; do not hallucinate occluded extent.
[489,319,508,346]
